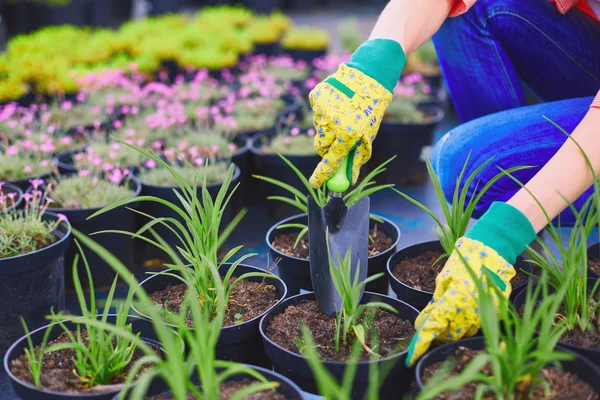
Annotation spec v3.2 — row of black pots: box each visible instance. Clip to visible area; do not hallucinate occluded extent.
[1,183,23,213]
[0,212,71,354]
[386,240,534,312]
[267,213,400,296]
[415,336,600,395]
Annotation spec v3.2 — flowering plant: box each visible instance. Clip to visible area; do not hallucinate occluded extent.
[0,179,67,258]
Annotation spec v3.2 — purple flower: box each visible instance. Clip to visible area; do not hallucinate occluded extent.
[57,213,68,222]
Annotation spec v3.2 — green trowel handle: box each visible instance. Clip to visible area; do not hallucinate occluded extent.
[326,155,351,193]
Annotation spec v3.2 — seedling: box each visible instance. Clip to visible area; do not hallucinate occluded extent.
[89,139,276,320]
[394,154,530,261]
[18,316,54,388]
[327,233,397,353]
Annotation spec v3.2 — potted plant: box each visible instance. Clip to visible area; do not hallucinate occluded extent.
[38,172,141,289]
[257,155,400,295]
[56,140,149,174]
[281,26,329,63]
[5,248,166,399]
[0,182,23,213]
[387,156,532,311]
[0,180,70,353]
[260,241,419,399]
[70,230,303,400]
[45,100,119,136]
[369,91,444,185]
[416,269,600,399]
[250,125,319,218]
[215,96,286,138]
[88,142,288,367]
[262,56,311,86]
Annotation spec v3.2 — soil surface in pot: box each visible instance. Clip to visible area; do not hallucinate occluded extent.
[588,258,600,275]
[149,278,280,327]
[421,347,598,400]
[392,250,527,293]
[272,225,393,260]
[265,300,415,362]
[9,330,155,394]
[146,379,287,399]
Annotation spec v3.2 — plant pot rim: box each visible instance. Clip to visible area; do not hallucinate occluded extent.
[42,175,142,213]
[381,103,445,128]
[3,314,164,398]
[387,240,532,297]
[1,182,23,213]
[266,213,401,262]
[7,172,53,187]
[513,277,600,356]
[136,163,241,190]
[133,264,287,331]
[259,291,419,367]
[0,210,71,264]
[414,336,600,390]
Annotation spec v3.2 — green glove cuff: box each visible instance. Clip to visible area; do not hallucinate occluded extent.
[466,202,537,265]
[345,39,406,93]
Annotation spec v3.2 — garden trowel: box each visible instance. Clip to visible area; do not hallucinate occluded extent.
[308,155,370,316]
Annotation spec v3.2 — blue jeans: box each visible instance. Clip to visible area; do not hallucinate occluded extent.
[431,0,600,225]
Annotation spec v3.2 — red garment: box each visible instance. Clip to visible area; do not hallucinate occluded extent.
[450,0,600,108]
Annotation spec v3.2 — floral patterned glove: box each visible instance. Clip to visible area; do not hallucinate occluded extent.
[406,203,537,366]
[308,39,406,189]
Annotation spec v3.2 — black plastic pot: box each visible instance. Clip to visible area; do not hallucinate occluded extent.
[4,315,169,400]
[134,164,240,265]
[43,0,88,26]
[1,182,23,212]
[260,292,419,398]
[242,0,279,13]
[250,132,320,219]
[587,242,599,279]
[369,104,444,186]
[267,214,401,296]
[415,336,600,396]
[387,240,534,312]
[86,0,132,27]
[1,0,44,37]
[9,172,52,192]
[282,48,327,64]
[253,42,281,56]
[0,212,70,354]
[44,177,141,290]
[113,365,303,400]
[513,278,600,365]
[134,263,287,367]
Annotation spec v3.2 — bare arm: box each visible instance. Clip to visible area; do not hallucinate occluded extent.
[369,0,455,54]
[508,108,600,232]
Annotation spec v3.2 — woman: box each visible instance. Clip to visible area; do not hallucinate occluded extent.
[307,0,600,365]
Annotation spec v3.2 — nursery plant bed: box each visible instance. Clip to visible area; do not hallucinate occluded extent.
[1,183,23,212]
[4,315,168,399]
[369,104,444,186]
[260,292,419,399]
[250,132,321,219]
[416,337,600,399]
[135,164,241,266]
[42,177,142,289]
[135,263,287,367]
[388,240,533,311]
[267,214,400,295]
[513,278,600,365]
[129,365,303,400]
[0,212,70,354]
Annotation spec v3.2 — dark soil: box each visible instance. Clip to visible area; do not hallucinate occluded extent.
[265,300,415,362]
[561,328,600,349]
[149,278,280,327]
[272,225,393,260]
[146,379,287,399]
[421,347,598,400]
[589,259,600,276]
[10,330,154,394]
[392,250,528,293]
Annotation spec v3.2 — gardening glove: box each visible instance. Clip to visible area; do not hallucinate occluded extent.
[406,202,537,366]
[308,39,406,189]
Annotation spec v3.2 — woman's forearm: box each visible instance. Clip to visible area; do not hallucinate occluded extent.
[508,108,600,232]
[369,0,454,54]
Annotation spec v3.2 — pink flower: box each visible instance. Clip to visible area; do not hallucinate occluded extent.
[112,120,122,129]
[102,162,114,171]
[23,165,33,174]
[108,151,118,159]
[110,143,121,151]
[145,159,157,169]
[307,128,315,137]
[60,101,73,110]
[194,157,204,166]
[228,143,237,152]
[210,144,220,153]
[78,169,91,177]
[29,178,44,189]
[6,145,18,156]
[126,128,136,137]
[290,127,300,136]
[74,153,85,161]
[57,213,68,222]
[60,136,73,145]
[93,120,102,129]
[108,169,122,184]
[282,137,292,145]
[22,193,33,202]
[21,140,34,149]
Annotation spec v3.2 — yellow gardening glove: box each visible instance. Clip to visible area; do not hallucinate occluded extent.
[405,203,537,366]
[307,39,406,189]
